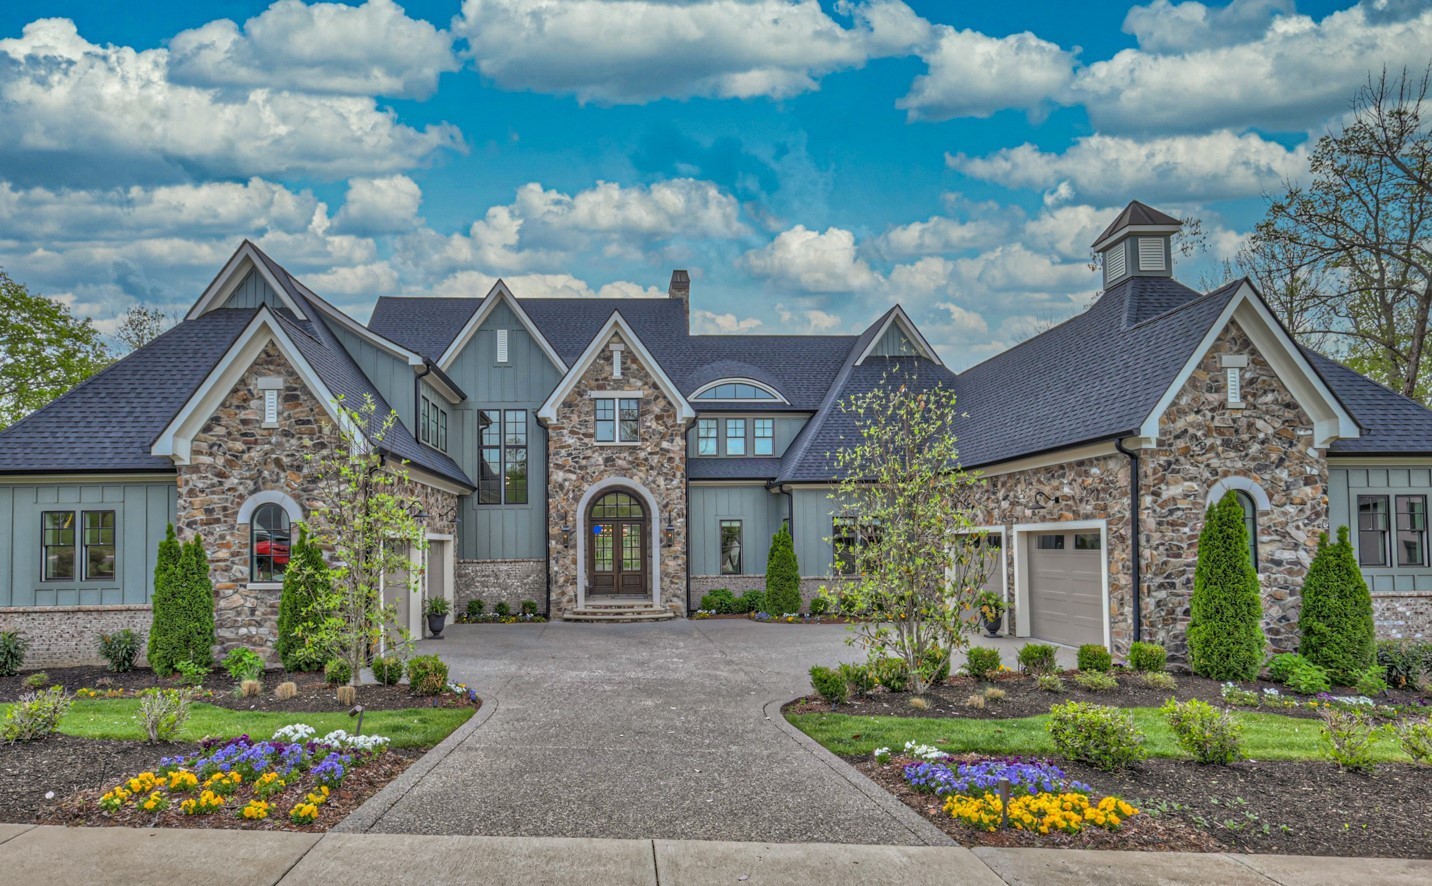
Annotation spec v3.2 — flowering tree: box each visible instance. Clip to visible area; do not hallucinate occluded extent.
[821,366,990,695]
[303,396,427,685]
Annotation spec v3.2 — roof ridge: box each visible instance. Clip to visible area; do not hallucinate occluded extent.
[1128,278,1243,330]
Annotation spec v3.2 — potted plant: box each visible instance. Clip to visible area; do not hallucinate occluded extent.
[975,590,1006,637]
[425,596,451,640]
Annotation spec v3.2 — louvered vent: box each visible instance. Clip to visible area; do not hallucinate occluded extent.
[1138,238,1166,271]
[496,328,509,364]
[1104,244,1126,284]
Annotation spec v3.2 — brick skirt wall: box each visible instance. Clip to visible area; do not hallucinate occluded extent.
[1373,593,1432,641]
[455,560,548,615]
[0,605,153,669]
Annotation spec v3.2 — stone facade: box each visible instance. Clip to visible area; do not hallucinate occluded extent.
[1374,592,1432,640]
[0,604,153,669]
[455,559,547,614]
[176,341,458,663]
[545,331,687,615]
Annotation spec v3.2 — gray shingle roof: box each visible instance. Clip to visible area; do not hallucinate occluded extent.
[0,309,255,473]
[685,457,783,480]
[1305,350,1432,454]
[366,296,480,362]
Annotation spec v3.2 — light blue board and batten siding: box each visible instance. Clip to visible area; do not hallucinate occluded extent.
[0,481,177,607]
[1329,464,1432,592]
[328,324,416,426]
[446,300,562,560]
[689,485,787,575]
[790,487,855,577]
[221,269,285,310]
[686,416,807,459]
[870,324,916,358]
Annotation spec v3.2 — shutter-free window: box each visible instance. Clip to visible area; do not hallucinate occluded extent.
[697,418,718,455]
[496,329,509,364]
[1138,237,1166,271]
[1396,495,1428,567]
[725,418,747,455]
[720,520,743,575]
[754,418,774,455]
[1358,495,1390,566]
[42,511,76,581]
[83,510,117,581]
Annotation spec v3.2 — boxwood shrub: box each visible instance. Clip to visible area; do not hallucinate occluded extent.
[1048,701,1147,770]
[1128,641,1167,673]
[1076,644,1112,673]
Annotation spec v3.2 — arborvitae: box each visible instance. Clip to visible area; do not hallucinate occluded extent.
[765,524,802,614]
[146,524,184,675]
[177,535,216,668]
[1299,526,1375,686]
[276,526,330,672]
[1187,493,1266,680]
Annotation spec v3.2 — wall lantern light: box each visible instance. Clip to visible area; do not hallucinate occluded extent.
[1029,490,1062,511]
[663,522,676,548]
[561,525,574,546]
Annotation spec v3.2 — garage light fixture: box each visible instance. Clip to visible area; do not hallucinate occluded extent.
[1030,491,1062,511]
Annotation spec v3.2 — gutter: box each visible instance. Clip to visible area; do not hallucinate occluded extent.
[1114,437,1142,644]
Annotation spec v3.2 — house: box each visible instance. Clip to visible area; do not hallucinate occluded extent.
[1,201,1429,668]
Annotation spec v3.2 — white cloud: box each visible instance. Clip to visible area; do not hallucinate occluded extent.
[776,304,842,332]
[0,18,462,184]
[950,131,1309,202]
[693,309,764,333]
[1072,4,1432,133]
[1122,0,1293,53]
[874,202,1020,258]
[452,0,931,103]
[935,302,988,336]
[897,25,1075,121]
[743,225,882,292]
[168,0,458,99]
[425,269,664,300]
[305,262,401,299]
[333,175,424,234]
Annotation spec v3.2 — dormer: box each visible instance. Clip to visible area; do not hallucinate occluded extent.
[1091,201,1183,288]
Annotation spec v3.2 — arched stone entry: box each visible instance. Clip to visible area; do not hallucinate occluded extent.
[586,490,649,597]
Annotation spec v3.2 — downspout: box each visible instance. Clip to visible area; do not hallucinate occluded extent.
[543,424,552,618]
[684,422,692,615]
[1114,437,1142,644]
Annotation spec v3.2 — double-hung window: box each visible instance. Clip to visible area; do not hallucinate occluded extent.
[753,418,774,456]
[41,510,117,582]
[479,410,528,504]
[595,398,640,443]
[42,512,76,581]
[420,395,448,452]
[833,518,880,576]
[724,418,746,455]
[1396,495,1428,568]
[83,511,117,580]
[1358,495,1390,567]
[696,418,718,456]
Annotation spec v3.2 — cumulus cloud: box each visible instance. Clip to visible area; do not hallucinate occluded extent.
[1122,0,1293,53]
[425,269,665,300]
[775,304,843,332]
[333,175,424,234]
[169,0,458,98]
[950,131,1309,203]
[452,0,930,103]
[873,201,1020,258]
[0,18,462,186]
[897,25,1076,121]
[742,226,882,293]
[693,309,764,333]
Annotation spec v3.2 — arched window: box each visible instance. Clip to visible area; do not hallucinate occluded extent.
[1233,490,1258,570]
[251,503,292,583]
[691,379,784,402]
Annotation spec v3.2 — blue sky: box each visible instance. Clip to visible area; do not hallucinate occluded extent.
[1,0,1428,367]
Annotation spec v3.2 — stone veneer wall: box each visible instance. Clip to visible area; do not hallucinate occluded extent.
[1374,593,1432,640]
[0,604,153,669]
[177,341,458,663]
[455,559,547,614]
[545,333,687,616]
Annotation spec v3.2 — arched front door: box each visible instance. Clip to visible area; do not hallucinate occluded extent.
[588,490,648,596]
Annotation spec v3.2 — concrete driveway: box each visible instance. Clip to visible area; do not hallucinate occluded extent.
[358,620,1050,844]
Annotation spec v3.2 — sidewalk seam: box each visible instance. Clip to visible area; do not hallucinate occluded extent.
[267,833,325,886]
[0,824,35,848]
[1222,852,1293,885]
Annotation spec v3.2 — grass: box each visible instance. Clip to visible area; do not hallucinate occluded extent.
[1,699,473,748]
[787,707,1414,763]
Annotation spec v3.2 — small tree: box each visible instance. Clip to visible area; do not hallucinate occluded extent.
[147,527,215,674]
[1187,493,1266,680]
[304,396,427,685]
[821,366,988,695]
[147,524,184,675]
[764,524,801,615]
[1299,526,1375,686]
[275,526,331,672]
[179,535,216,667]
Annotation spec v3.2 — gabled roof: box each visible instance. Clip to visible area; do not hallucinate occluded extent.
[367,296,480,365]
[854,305,942,365]
[436,281,567,373]
[1091,200,1183,251]
[1305,350,1432,455]
[536,311,696,425]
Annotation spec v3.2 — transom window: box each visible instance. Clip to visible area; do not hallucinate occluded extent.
[692,380,781,401]
[41,510,116,582]
[479,409,528,505]
[251,503,291,583]
[697,418,718,455]
[421,395,448,453]
[720,520,743,575]
[725,418,746,455]
[1358,495,1390,567]
[754,418,774,456]
[590,491,644,518]
[595,397,640,443]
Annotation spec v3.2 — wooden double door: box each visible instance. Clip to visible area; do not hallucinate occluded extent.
[588,490,648,596]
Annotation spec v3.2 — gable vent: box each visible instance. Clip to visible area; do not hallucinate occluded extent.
[1138,238,1166,272]
[1104,244,1126,284]
[496,329,509,364]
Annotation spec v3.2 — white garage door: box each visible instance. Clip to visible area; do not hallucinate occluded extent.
[1027,530,1105,648]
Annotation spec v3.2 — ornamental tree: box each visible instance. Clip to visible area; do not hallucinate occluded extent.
[303,396,427,685]
[1298,526,1376,686]
[1187,493,1266,680]
[820,365,989,695]
[764,524,801,615]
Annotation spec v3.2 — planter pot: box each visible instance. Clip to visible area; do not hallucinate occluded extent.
[982,615,1003,637]
[427,613,447,639]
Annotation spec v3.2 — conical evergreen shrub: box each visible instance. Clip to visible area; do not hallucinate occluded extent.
[765,524,802,614]
[146,524,184,675]
[1298,526,1375,686]
[276,526,331,672]
[1187,493,1266,680]
[177,535,216,668]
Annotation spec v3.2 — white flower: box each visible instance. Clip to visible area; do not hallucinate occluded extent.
[902,740,947,761]
[319,729,390,752]
[872,747,892,763]
[272,723,317,742]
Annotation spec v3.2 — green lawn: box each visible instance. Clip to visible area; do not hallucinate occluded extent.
[787,708,1413,763]
[2,699,473,748]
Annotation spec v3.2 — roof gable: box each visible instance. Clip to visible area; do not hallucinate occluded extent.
[438,281,567,374]
[185,242,309,321]
[536,311,695,425]
[855,306,942,365]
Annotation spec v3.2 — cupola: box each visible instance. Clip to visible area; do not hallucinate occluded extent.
[1091,200,1182,288]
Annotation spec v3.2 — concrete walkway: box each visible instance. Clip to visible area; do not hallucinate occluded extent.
[351,619,1069,843]
[1,825,1426,885]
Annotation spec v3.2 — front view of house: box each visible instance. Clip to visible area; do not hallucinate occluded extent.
[2,201,1431,667]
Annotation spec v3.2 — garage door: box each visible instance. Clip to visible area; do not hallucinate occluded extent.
[1027,530,1104,648]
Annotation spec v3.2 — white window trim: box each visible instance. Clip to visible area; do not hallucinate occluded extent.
[594,396,641,444]
[689,377,788,403]
[496,329,509,364]
[1010,519,1111,650]
[952,526,1008,631]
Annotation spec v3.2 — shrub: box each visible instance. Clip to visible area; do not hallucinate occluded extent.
[1075,671,1118,692]
[1355,665,1389,696]
[274,681,298,701]
[1299,527,1376,687]
[371,656,403,686]
[407,655,449,696]
[174,660,208,687]
[494,602,511,617]
[276,526,330,673]
[909,696,930,711]
[1375,639,1429,689]
[837,662,874,696]
[1394,718,1432,765]
[324,659,352,686]
[336,685,357,706]
[23,671,49,690]
[0,631,27,677]
[520,599,539,616]
[1017,643,1058,675]
[964,647,1002,680]
[737,590,766,614]
[809,665,849,706]
[964,693,986,710]
[1035,674,1065,692]
[872,657,909,692]
[764,524,801,616]
[1048,701,1147,770]
[1187,494,1266,681]
[139,688,194,742]
[1077,644,1112,673]
[1140,672,1178,691]
[425,596,451,618]
[1267,652,1311,684]
[983,687,1006,702]
[465,599,486,619]
[222,648,264,682]
[809,596,830,616]
[148,528,216,676]
[97,629,140,673]
[1,686,72,742]
[1283,659,1331,695]
[700,589,736,613]
[1161,698,1243,764]
[1319,708,1381,773]
[1128,642,1167,674]
[921,645,952,686]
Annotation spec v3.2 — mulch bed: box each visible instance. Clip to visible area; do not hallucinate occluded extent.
[694,614,855,624]
[0,735,172,825]
[787,670,1430,721]
[1,666,477,712]
[853,754,1432,859]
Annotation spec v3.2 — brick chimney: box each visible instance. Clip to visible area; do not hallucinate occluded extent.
[668,269,690,331]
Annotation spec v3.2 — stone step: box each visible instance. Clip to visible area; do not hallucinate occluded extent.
[562,607,676,623]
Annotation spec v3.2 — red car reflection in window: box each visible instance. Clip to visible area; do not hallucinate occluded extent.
[253,539,290,565]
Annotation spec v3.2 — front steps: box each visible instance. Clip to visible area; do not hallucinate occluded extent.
[562,599,676,623]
